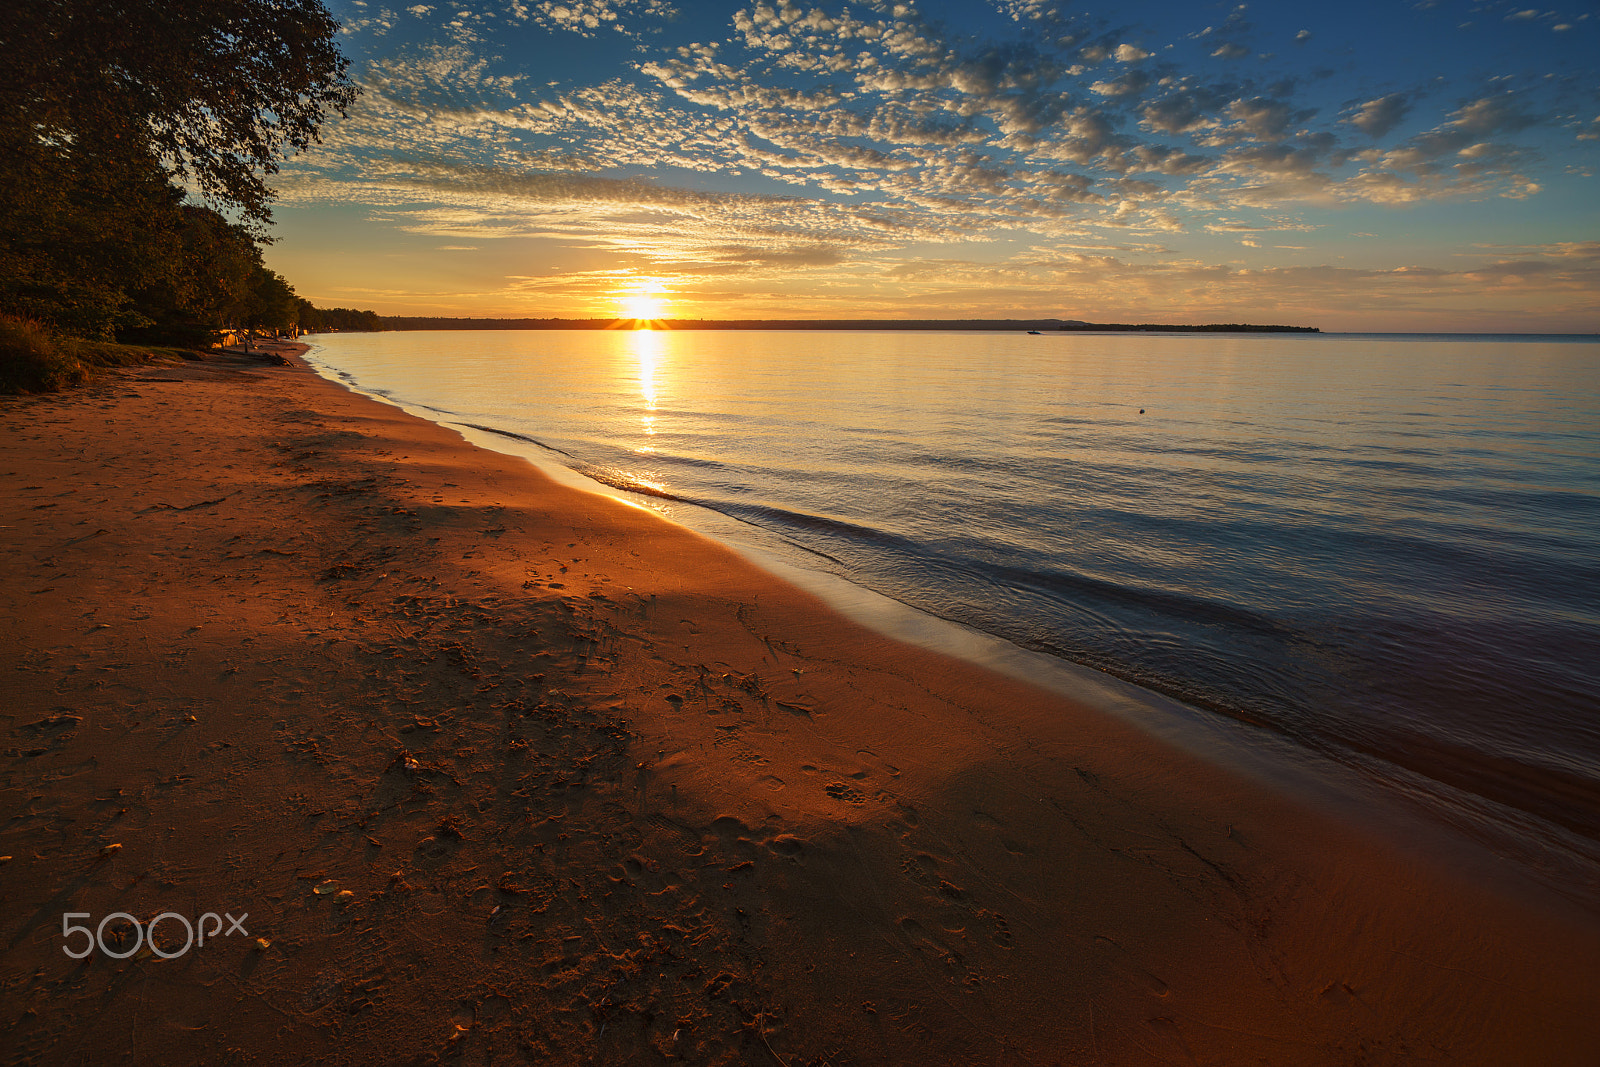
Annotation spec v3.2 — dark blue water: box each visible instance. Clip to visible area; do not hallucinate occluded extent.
[308,329,1600,891]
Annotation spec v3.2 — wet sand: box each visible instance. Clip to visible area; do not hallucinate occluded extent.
[2,342,1597,1065]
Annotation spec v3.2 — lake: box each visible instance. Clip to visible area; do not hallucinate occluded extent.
[307,328,1600,899]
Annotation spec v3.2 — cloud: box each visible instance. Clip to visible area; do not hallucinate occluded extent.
[1448,95,1538,137]
[1347,94,1411,138]
[1090,71,1150,97]
[1140,85,1231,135]
[1223,96,1301,142]
[514,0,678,37]
[289,0,1593,320]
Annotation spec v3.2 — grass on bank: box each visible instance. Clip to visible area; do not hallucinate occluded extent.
[0,315,200,395]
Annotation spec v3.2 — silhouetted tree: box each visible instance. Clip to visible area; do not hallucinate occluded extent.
[0,0,357,336]
[1,0,356,230]
[120,206,263,346]
[0,134,187,339]
[310,308,384,332]
[242,268,299,337]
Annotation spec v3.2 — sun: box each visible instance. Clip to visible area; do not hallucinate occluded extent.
[620,293,665,320]
[618,279,669,322]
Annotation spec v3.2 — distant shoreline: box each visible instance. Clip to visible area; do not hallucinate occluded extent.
[374,316,1321,333]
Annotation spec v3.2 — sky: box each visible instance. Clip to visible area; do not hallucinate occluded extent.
[264,0,1600,330]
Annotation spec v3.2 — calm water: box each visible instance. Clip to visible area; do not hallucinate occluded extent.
[308,330,1600,892]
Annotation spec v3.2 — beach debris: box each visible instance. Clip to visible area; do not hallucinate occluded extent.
[255,938,271,952]
[750,1012,791,1067]
[312,880,340,895]
[99,843,122,858]
[335,890,355,904]
[27,714,82,731]
[389,751,424,775]
[399,716,440,734]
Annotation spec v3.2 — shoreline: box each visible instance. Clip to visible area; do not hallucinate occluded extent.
[371,318,1321,333]
[306,333,1600,908]
[3,343,1597,1063]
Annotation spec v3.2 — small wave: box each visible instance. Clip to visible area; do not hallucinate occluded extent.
[457,422,575,458]
[572,465,685,502]
[719,501,925,552]
[980,558,1294,640]
[653,452,732,473]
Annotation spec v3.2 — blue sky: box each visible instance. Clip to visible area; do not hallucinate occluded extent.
[266,0,1599,329]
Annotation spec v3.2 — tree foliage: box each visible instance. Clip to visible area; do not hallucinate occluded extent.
[243,268,299,335]
[1,0,358,229]
[0,133,188,338]
[299,305,384,332]
[118,206,263,346]
[0,0,360,339]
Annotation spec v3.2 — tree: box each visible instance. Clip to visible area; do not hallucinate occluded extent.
[0,0,358,230]
[242,268,299,337]
[308,307,385,332]
[295,298,325,333]
[0,0,356,337]
[0,132,188,339]
[119,206,263,346]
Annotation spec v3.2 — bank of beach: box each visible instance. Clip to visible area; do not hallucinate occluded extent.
[2,343,1596,1064]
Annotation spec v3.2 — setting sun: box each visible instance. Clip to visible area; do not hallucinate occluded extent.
[619,281,668,321]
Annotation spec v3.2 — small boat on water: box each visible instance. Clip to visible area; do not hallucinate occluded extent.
[1026,329,1042,335]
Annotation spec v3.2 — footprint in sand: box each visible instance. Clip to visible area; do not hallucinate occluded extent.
[898,917,966,977]
[824,782,866,805]
[413,834,461,867]
[855,747,901,777]
[768,835,805,860]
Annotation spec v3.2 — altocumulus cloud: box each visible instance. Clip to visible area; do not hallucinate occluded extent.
[281,0,1597,324]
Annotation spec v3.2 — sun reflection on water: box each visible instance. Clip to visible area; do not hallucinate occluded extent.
[632,327,662,451]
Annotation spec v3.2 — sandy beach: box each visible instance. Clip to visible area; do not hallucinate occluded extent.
[2,343,1596,1065]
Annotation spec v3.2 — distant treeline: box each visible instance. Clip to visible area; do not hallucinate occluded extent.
[304,306,384,333]
[380,317,1318,333]
[1057,322,1320,333]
